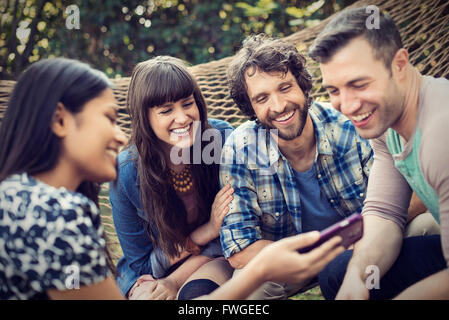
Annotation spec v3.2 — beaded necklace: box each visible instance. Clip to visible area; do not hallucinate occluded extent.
[169,166,193,193]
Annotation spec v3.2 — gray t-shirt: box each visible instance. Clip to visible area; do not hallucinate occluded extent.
[363,75,449,268]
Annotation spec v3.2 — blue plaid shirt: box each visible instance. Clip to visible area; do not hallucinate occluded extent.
[219,102,373,258]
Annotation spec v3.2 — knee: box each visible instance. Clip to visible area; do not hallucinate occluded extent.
[404,212,441,237]
[177,279,219,300]
[251,281,289,300]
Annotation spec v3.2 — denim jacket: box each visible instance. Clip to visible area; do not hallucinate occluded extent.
[109,119,234,295]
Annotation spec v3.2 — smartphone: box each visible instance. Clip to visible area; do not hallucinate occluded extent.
[298,212,363,254]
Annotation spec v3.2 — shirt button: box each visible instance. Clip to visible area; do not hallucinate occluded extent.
[275,212,280,217]
[317,174,322,179]
[330,199,335,203]
[359,193,364,197]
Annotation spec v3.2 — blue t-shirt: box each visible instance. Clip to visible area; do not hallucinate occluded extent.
[294,163,342,233]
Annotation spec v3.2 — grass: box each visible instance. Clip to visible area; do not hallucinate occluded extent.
[290,286,324,300]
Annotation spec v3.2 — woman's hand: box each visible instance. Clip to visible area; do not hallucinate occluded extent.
[207,184,234,239]
[189,185,233,247]
[129,276,178,300]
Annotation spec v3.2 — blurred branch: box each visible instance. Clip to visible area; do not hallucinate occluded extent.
[15,0,46,74]
[2,0,21,68]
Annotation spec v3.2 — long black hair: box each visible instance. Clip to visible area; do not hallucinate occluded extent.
[0,58,111,203]
[0,57,116,271]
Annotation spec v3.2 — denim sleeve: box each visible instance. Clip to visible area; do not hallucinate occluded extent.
[149,247,171,278]
[208,118,234,146]
[109,159,171,281]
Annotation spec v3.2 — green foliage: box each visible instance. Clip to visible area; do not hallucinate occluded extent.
[0,0,356,80]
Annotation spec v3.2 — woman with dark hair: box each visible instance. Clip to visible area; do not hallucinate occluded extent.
[0,57,127,299]
[109,56,235,300]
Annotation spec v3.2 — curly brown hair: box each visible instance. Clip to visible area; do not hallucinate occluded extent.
[227,34,313,120]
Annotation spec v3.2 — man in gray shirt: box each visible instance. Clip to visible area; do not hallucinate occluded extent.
[309,6,449,299]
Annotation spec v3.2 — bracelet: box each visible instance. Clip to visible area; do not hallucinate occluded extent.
[185,235,203,256]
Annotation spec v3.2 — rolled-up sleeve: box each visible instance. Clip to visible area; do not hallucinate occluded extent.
[362,136,411,229]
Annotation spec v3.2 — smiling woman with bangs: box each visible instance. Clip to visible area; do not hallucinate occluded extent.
[109,56,235,300]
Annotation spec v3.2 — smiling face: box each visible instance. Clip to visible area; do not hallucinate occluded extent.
[245,68,309,141]
[62,88,127,183]
[319,36,404,139]
[148,94,200,151]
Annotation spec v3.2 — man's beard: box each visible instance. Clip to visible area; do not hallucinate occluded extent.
[259,100,310,141]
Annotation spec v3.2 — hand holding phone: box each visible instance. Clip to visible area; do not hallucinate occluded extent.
[298,213,363,254]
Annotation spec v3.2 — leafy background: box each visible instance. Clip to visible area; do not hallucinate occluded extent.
[1,0,357,80]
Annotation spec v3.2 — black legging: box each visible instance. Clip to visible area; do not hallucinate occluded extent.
[177,279,219,300]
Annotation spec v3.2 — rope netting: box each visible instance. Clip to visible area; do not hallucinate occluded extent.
[0,0,448,261]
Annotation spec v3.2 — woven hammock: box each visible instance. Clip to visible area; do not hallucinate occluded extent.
[0,0,448,261]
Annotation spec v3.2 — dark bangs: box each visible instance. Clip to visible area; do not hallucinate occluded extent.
[143,61,195,109]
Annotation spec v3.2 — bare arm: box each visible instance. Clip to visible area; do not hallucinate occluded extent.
[47,277,124,300]
[349,215,403,277]
[227,239,273,269]
[337,136,411,299]
[201,232,344,300]
[336,215,403,299]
